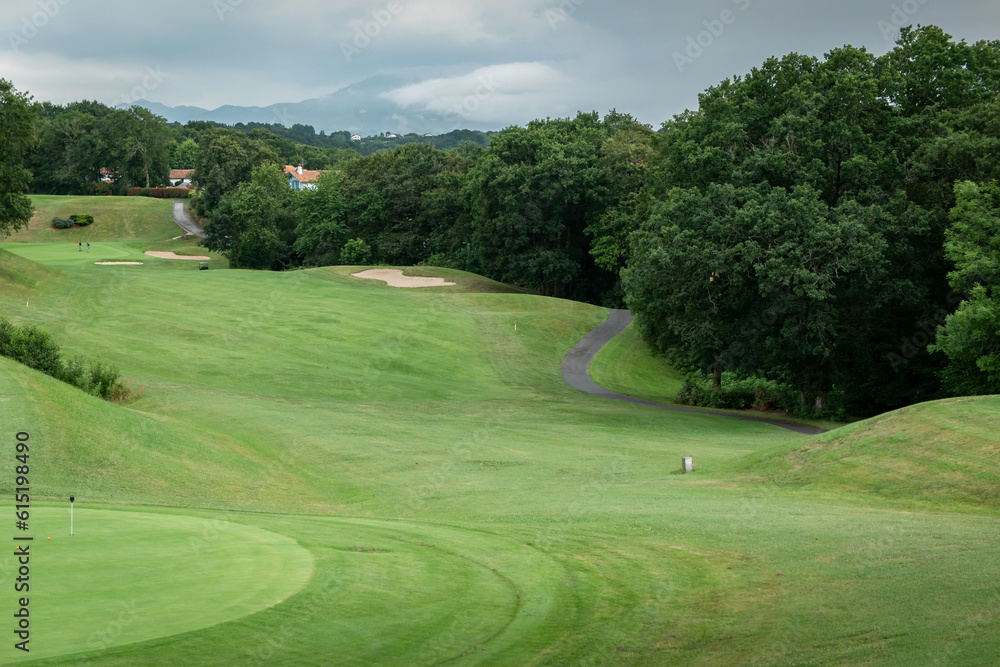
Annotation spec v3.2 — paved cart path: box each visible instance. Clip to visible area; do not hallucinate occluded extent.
[172,200,206,238]
[561,309,827,435]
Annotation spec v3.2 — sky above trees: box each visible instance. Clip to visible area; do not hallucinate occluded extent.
[2,0,999,130]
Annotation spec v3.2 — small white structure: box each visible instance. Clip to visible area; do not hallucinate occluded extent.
[283,164,324,191]
[350,134,362,142]
[682,457,694,474]
[169,169,194,188]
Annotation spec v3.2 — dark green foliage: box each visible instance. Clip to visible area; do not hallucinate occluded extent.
[71,214,94,226]
[340,238,371,265]
[930,181,1000,394]
[293,172,348,266]
[674,371,847,421]
[0,316,62,376]
[203,163,297,269]
[623,28,1000,415]
[0,316,128,401]
[0,79,36,237]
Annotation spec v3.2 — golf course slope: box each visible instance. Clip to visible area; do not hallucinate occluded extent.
[740,395,1000,507]
[3,196,1000,664]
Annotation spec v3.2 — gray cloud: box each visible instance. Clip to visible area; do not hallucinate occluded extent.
[2,0,998,130]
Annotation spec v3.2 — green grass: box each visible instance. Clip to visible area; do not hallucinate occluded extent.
[1,197,999,664]
[590,321,686,403]
[7,196,182,244]
[738,395,1000,508]
[3,506,312,663]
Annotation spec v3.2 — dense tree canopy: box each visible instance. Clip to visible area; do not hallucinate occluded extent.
[0,79,36,237]
[7,24,999,417]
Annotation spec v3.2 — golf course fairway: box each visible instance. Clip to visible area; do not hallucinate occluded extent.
[2,195,1000,664]
[2,507,313,663]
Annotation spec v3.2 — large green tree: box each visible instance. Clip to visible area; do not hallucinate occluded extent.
[625,30,1000,414]
[203,163,298,270]
[930,181,1000,394]
[0,79,37,236]
[465,112,613,300]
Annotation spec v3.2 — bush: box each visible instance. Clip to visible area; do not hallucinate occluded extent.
[0,317,63,377]
[127,187,191,199]
[51,217,75,229]
[87,360,125,399]
[674,371,846,421]
[71,214,94,226]
[340,238,372,265]
[0,317,129,403]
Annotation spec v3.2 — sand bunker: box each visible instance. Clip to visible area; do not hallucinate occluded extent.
[145,251,211,260]
[352,269,457,288]
[95,261,143,266]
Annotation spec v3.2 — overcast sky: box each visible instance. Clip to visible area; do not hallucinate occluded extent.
[2,0,999,130]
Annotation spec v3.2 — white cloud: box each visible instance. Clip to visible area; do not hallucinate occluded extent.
[381,62,576,125]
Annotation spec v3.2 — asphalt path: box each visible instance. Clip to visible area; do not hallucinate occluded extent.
[561,309,827,435]
[171,200,206,238]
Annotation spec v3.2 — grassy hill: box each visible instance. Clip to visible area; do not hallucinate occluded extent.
[738,395,1000,508]
[7,195,181,243]
[1,196,999,664]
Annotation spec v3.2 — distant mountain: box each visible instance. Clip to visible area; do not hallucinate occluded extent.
[121,75,502,137]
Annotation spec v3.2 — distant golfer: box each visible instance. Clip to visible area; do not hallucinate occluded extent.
[78,241,82,252]
[87,242,90,253]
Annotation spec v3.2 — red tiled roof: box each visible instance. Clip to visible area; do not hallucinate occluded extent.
[170,169,194,179]
[283,165,325,183]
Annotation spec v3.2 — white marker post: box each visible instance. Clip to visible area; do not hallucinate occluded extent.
[70,496,74,536]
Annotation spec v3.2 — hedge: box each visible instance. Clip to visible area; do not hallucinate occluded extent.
[127,187,192,199]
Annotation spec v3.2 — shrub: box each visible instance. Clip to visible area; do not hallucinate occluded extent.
[71,214,94,226]
[127,187,191,199]
[0,317,130,403]
[0,317,63,377]
[51,217,75,229]
[340,238,372,265]
[87,360,125,399]
[674,371,846,421]
[59,355,88,389]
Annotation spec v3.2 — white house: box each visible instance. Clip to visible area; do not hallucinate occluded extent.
[169,169,195,188]
[350,134,362,142]
[283,164,324,191]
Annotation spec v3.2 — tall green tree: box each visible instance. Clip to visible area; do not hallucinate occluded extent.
[203,163,297,270]
[194,129,279,213]
[465,112,612,300]
[0,79,37,236]
[293,172,349,266]
[930,181,1000,394]
[102,106,172,190]
[624,184,888,410]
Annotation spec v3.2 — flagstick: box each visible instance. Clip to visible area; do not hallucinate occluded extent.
[70,496,74,536]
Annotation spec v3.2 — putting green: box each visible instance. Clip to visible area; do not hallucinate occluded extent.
[1,507,313,663]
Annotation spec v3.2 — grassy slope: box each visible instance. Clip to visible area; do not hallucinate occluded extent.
[590,321,686,403]
[739,395,1000,508]
[0,200,999,663]
[7,195,180,243]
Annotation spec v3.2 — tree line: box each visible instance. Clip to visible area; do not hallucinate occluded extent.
[2,25,998,418]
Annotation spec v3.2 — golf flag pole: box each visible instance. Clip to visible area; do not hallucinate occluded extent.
[70,496,74,536]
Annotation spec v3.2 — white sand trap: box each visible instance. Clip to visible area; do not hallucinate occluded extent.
[94,261,143,266]
[352,269,456,288]
[145,251,211,260]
